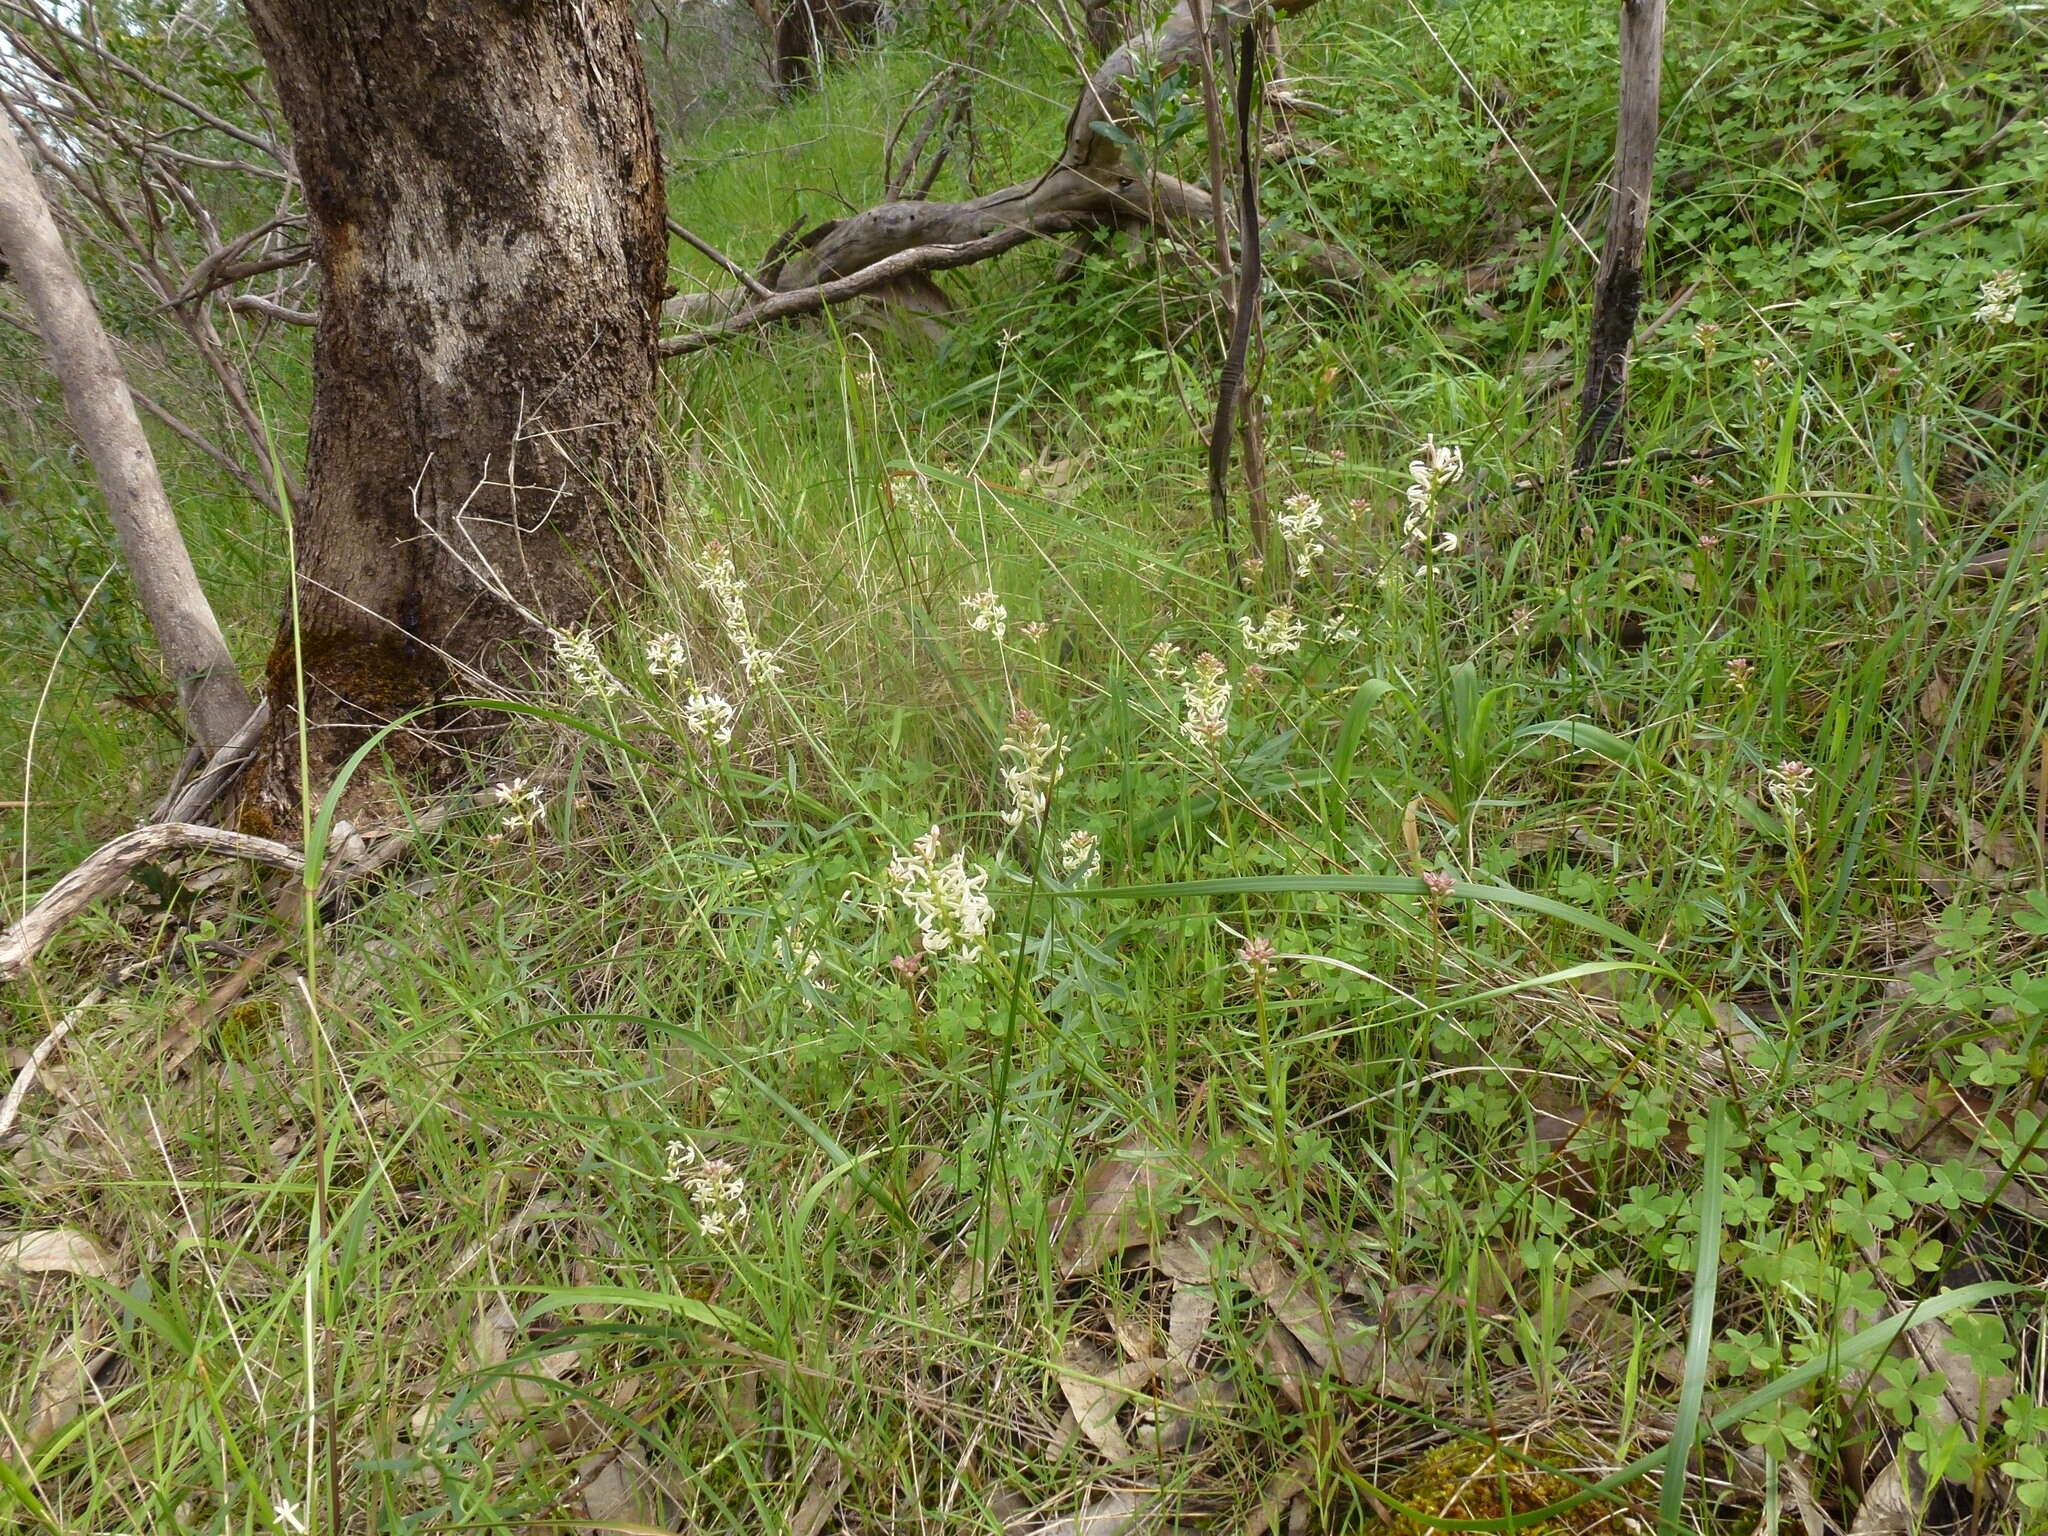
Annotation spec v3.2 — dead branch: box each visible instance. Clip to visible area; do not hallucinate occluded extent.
[151,699,271,826]
[0,823,304,986]
[665,208,1128,355]
[660,0,1332,347]
[668,216,773,299]
[223,292,315,325]
[0,986,102,1146]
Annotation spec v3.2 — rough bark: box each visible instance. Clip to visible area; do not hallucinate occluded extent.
[236,0,667,835]
[663,0,1335,340]
[0,116,254,752]
[1574,0,1667,476]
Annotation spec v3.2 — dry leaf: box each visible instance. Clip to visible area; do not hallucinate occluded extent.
[1014,1490,1156,1536]
[1165,1283,1215,1376]
[1899,1089,2048,1226]
[1241,1458,1313,1536]
[1246,1255,1376,1384]
[1563,1268,1641,1353]
[1050,1140,1193,1280]
[1844,1306,2016,1536]
[410,1298,579,1447]
[1110,1312,1161,1363]
[25,1327,116,1446]
[1056,1343,1157,1463]
[1132,1374,1234,1454]
[578,1447,680,1533]
[1153,1218,1230,1284]
[1258,1320,1315,1412]
[2,1227,117,1279]
[1963,817,2022,871]
[1371,1284,1451,1403]
[789,1453,845,1536]
[1917,673,1953,728]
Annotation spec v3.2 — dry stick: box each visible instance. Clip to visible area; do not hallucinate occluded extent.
[1205,22,1262,582]
[0,823,304,986]
[0,118,254,751]
[151,697,271,825]
[1186,0,1237,281]
[667,216,773,300]
[661,215,1096,356]
[0,986,101,1145]
[1573,0,1668,478]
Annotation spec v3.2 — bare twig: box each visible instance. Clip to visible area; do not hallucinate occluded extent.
[0,824,304,986]
[667,216,773,299]
[151,699,270,825]
[0,986,100,1145]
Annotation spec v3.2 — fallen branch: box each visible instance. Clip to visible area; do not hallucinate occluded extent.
[0,986,100,1146]
[660,0,1333,347]
[662,214,1094,356]
[0,823,303,986]
[151,699,270,826]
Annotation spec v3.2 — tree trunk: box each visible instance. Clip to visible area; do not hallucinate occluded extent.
[0,118,254,753]
[759,0,878,96]
[235,0,668,836]
[1574,0,1667,476]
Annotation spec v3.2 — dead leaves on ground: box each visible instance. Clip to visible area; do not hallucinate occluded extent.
[1034,1135,1482,1514]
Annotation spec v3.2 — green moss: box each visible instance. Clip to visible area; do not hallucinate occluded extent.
[1365,1438,1645,1536]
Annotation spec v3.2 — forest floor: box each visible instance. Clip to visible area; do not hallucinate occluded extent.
[3,1,2047,1532]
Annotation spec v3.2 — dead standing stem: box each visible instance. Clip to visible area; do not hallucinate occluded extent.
[1574,0,1668,478]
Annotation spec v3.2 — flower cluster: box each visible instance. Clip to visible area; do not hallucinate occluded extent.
[664,1142,749,1237]
[552,627,621,698]
[1237,605,1305,660]
[1975,269,2026,327]
[1403,438,1464,563]
[688,545,782,686]
[999,708,1061,828]
[1146,641,1186,683]
[1321,610,1362,645]
[491,777,545,833]
[886,826,994,961]
[682,685,736,745]
[645,631,691,680]
[962,589,1008,641]
[1691,321,1722,359]
[1767,759,1817,830]
[1058,828,1100,881]
[1238,935,1278,983]
[1181,652,1232,747]
[1278,493,1325,574]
